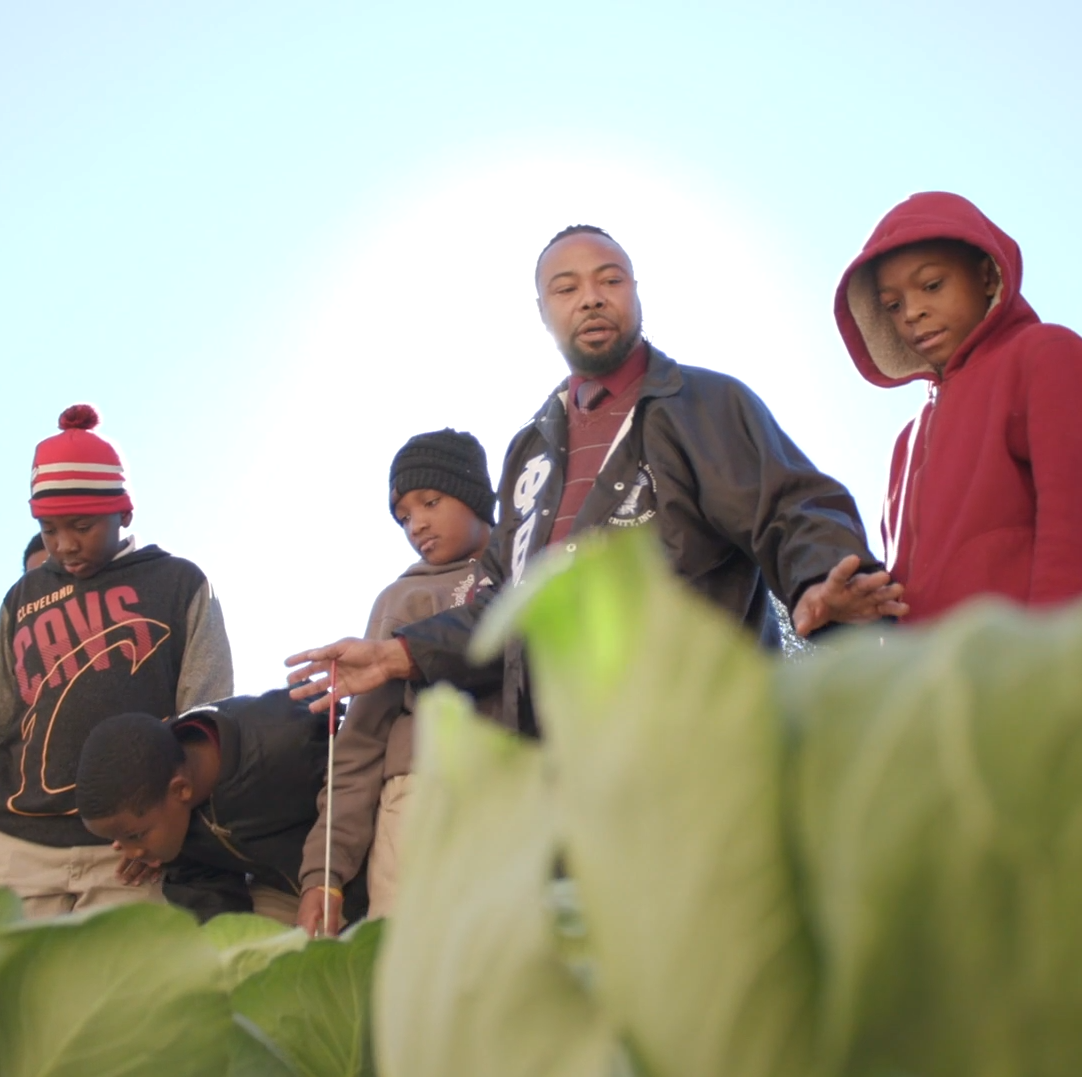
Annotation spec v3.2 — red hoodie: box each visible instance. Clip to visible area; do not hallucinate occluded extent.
[835,191,1082,623]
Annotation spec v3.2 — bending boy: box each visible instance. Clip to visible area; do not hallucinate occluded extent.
[76,688,364,924]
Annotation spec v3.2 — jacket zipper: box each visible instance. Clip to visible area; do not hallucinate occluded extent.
[903,378,941,585]
[198,798,301,896]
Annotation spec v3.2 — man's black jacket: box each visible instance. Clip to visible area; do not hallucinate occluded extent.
[163,688,365,921]
[399,344,880,734]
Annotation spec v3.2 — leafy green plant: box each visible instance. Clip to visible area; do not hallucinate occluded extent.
[374,689,618,1077]
[0,903,232,1077]
[0,897,383,1077]
[6,526,1082,1077]
[232,921,384,1077]
[376,526,1082,1077]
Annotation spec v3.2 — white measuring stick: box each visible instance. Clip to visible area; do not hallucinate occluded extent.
[322,659,338,934]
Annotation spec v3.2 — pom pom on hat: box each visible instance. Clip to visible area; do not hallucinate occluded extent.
[29,403,133,519]
[58,404,101,431]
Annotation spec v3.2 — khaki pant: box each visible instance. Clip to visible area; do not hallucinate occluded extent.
[366,774,413,919]
[0,829,164,919]
[249,884,301,927]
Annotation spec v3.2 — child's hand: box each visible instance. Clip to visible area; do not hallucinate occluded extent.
[115,855,162,887]
[296,886,343,937]
[792,555,908,636]
[286,638,417,711]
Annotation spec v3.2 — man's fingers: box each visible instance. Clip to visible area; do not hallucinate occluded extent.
[878,600,910,618]
[285,647,331,668]
[826,553,862,585]
[305,694,334,715]
[845,571,891,594]
[288,675,327,698]
[285,666,322,692]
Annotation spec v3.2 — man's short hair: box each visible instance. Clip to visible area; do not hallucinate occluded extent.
[76,713,184,820]
[23,533,45,571]
[534,224,617,287]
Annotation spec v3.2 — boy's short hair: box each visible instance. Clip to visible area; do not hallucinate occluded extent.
[76,713,184,820]
[871,237,988,277]
[23,533,45,572]
[389,429,496,525]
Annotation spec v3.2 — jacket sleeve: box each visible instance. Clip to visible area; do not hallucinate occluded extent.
[1023,328,1082,604]
[393,583,503,689]
[176,579,234,712]
[163,855,253,921]
[650,375,879,610]
[297,681,404,892]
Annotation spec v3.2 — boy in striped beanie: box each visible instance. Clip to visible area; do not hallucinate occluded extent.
[0,404,234,918]
[29,403,134,578]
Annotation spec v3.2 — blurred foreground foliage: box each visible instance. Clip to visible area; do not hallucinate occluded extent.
[5,528,1082,1077]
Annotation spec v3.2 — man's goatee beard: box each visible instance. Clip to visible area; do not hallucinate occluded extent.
[564,324,643,377]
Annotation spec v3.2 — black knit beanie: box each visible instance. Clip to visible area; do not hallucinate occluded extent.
[389,428,496,526]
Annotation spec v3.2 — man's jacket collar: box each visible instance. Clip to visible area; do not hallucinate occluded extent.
[534,342,682,440]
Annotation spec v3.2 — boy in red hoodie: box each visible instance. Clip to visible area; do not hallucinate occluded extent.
[835,191,1082,623]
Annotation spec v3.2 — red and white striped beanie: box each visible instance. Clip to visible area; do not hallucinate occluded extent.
[29,404,133,519]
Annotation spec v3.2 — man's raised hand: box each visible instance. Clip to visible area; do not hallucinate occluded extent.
[791,554,908,637]
[285,637,415,711]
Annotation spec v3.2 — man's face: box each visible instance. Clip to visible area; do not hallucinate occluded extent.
[82,779,193,867]
[38,511,132,579]
[875,241,998,370]
[536,233,643,376]
[393,487,489,566]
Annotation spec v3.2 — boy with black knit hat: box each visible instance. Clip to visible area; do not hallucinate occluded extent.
[296,427,501,934]
[0,404,233,917]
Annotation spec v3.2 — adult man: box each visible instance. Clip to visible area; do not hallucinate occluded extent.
[288,225,905,731]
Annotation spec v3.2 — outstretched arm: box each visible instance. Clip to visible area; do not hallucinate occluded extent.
[653,374,894,626]
[791,554,908,636]
[286,638,416,712]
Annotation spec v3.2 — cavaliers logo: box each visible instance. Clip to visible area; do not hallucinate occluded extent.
[8,587,171,817]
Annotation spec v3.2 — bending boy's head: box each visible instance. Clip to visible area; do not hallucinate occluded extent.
[77,713,192,867]
[873,239,999,372]
[30,404,133,579]
[389,429,495,565]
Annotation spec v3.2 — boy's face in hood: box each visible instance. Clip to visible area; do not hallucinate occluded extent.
[874,240,999,372]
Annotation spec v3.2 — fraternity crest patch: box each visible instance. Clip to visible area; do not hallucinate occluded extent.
[608,464,657,527]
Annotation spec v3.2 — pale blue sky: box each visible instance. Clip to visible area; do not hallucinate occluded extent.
[2,1,1079,690]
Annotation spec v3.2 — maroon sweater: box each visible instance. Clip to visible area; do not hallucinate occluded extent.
[549,343,648,545]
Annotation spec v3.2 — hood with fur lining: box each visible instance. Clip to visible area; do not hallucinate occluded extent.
[835,191,1037,388]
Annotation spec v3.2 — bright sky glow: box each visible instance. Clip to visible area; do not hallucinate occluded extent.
[2,2,1079,690]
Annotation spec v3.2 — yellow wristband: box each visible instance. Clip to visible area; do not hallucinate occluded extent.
[317,885,343,899]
